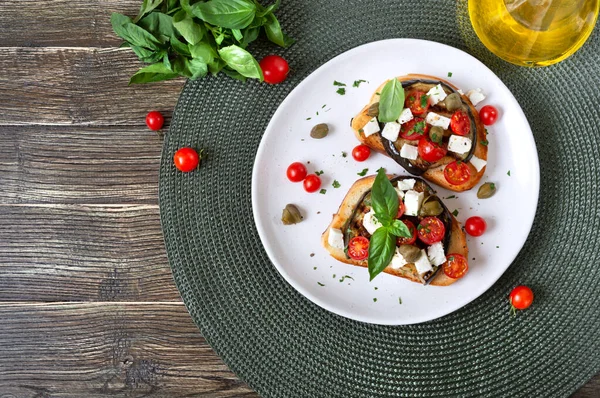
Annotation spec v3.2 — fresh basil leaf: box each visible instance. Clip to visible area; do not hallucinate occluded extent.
[190,41,217,63]
[192,0,256,29]
[111,13,162,50]
[134,0,163,23]
[139,12,176,43]
[166,0,179,12]
[378,78,405,123]
[371,168,398,226]
[222,67,248,82]
[172,10,205,45]
[214,30,226,45]
[188,58,208,79]
[263,13,294,48]
[248,15,266,28]
[388,219,411,238]
[129,62,179,84]
[368,228,396,281]
[231,28,243,41]
[240,26,260,48]
[130,46,166,63]
[256,0,280,17]
[163,54,173,71]
[172,57,193,78]
[180,0,194,14]
[167,6,182,15]
[171,36,192,56]
[218,45,263,80]
[208,58,226,75]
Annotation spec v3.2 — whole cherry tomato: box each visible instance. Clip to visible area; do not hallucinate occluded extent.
[146,111,164,131]
[286,162,307,182]
[174,147,199,172]
[479,105,499,126]
[465,216,487,236]
[259,55,289,84]
[352,145,371,162]
[303,174,322,193]
[509,285,534,310]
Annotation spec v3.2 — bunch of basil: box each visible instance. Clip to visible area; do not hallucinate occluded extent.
[111,0,293,84]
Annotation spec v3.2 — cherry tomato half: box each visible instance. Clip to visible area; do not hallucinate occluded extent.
[400,117,430,140]
[173,147,199,172]
[286,162,307,182]
[259,55,289,84]
[418,137,447,163]
[479,105,498,126]
[450,110,471,136]
[396,220,417,245]
[405,91,430,116]
[396,200,406,219]
[417,217,446,245]
[444,161,471,185]
[303,174,321,193]
[465,216,487,236]
[348,236,369,260]
[146,111,164,131]
[443,253,468,279]
[509,285,534,310]
[352,144,371,162]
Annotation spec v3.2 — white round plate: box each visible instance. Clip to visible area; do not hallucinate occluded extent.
[252,39,539,325]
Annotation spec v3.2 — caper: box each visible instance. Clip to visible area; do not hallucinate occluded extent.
[310,123,329,139]
[398,245,421,263]
[419,196,444,216]
[429,126,444,143]
[367,102,379,117]
[477,182,496,199]
[281,204,303,225]
[443,93,462,111]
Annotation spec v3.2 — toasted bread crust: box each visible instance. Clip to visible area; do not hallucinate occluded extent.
[321,175,468,286]
[351,74,488,192]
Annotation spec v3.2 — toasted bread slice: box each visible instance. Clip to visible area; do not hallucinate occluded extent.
[321,175,468,286]
[351,74,487,192]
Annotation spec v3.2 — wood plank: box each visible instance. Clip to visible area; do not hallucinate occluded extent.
[0,48,183,126]
[0,204,181,302]
[0,302,256,397]
[0,0,139,47]
[0,125,161,204]
[573,374,600,398]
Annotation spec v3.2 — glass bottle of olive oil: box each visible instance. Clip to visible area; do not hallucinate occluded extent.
[469,0,599,66]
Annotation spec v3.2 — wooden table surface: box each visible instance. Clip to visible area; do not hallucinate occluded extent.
[0,1,597,396]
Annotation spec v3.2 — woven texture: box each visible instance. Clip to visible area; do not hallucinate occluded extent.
[159,1,600,396]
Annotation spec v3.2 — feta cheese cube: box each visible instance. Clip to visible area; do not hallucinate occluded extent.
[395,187,405,200]
[381,122,401,142]
[328,228,345,250]
[466,88,486,106]
[414,250,433,275]
[426,84,448,105]
[397,179,416,191]
[448,135,473,154]
[425,112,451,129]
[400,144,418,160]
[398,108,414,124]
[362,209,383,235]
[362,117,380,137]
[390,247,408,270]
[470,154,487,172]
[427,242,446,266]
[403,190,424,216]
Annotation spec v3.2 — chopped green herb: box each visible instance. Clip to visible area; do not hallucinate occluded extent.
[336,87,346,95]
[373,298,378,302]
[317,282,325,286]
[338,275,354,282]
[357,168,369,176]
[408,95,416,102]
[485,128,489,135]
[375,92,381,95]
[342,151,347,158]
[507,170,511,176]
[358,128,364,133]
[446,195,457,199]
[414,120,426,135]
[315,170,324,176]
[332,274,336,278]
[322,104,326,108]
[316,111,319,116]
[333,80,346,86]
[420,94,430,109]
[332,180,341,188]
[313,267,317,270]
[319,189,327,194]
[447,72,453,77]
[452,209,459,217]
[496,246,500,248]
[398,297,402,304]
[376,167,385,174]
[374,287,378,290]
[481,139,489,146]
[353,79,367,87]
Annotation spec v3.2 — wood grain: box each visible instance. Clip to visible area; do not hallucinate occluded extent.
[0,204,180,302]
[573,375,600,398]
[0,48,183,126]
[0,125,161,204]
[0,0,140,47]
[0,302,256,397]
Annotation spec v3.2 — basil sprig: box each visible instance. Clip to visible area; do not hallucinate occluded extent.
[367,169,411,281]
[111,0,293,84]
[378,78,405,123]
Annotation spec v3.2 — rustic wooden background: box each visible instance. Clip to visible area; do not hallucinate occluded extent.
[0,1,597,396]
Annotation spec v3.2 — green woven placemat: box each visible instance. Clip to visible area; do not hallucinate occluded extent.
[159,1,600,396]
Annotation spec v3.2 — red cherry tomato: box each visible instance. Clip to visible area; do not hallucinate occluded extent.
[450,110,471,136]
[418,137,447,163]
[417,217,446,245]
[405,91,430,115]
[303,174,321,193]
[259,55,289,84]
[352,144,371,162]
[286,162,307,182]
[509,285,534,310]
[396,200,405,219]
[348,236,369,260]
[443,253,468,279]
[399,117,430,140]
[465,216,487,236]
[146,111,164,131]
[173,147,199,172]
[479,105,498,126]
[444,161,471,185]
[396,220,417,245]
